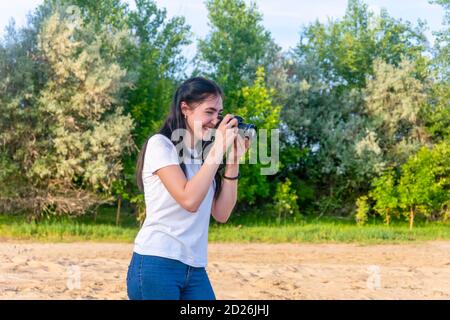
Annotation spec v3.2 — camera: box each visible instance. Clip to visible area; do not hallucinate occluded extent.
[216,115,257,140]
[234,116,257,139]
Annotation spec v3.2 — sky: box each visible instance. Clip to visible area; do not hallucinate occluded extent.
[1,0,446,67]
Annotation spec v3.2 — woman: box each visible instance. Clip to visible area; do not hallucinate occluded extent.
[126,77,250,300]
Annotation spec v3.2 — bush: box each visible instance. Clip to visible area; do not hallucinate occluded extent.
[274,178,300,224]
[355,195,369,226]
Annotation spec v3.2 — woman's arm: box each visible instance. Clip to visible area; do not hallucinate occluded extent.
[155,143,224,213]
[155,114,238,213]
[211,134,250,223]
[211,163,239,223]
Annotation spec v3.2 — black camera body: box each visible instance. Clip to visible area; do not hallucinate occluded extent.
[215,115,257,139]
[234,116,257,139]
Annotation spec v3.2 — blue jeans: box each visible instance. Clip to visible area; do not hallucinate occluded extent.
[126,252,216,300]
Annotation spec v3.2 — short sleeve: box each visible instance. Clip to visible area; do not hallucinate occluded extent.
[143,134,180,176]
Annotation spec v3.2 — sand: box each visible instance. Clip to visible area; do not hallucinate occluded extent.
[0,241,449,300]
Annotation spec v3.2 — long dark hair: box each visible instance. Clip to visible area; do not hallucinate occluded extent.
[136,77,225,200]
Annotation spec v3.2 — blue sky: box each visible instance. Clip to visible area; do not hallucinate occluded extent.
[1,0,446,62]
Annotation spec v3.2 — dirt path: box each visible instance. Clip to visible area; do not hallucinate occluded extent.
[1,241,449,299]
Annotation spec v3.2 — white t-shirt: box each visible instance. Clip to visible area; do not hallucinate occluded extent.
[133,133,216,267]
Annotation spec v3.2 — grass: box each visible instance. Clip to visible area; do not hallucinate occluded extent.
[0,207,449,244]
[209,220,450,244]
[0,207,140,243]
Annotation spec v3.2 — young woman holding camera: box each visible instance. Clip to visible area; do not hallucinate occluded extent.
[126,77,250,300]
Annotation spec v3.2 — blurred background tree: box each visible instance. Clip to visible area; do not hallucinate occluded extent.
[0,0,448,225]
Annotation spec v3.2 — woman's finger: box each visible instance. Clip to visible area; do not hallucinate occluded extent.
[226,118,238,128]
[222,114,234,125]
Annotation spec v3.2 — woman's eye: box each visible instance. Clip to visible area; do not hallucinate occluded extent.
[206,111,222,117]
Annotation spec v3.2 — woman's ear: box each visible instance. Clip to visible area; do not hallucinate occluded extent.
[180,101,189,117]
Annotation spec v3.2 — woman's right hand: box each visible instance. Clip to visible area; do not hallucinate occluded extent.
[213,114,238,156]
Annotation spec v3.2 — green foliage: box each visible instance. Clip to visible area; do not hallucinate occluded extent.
[0,6,53,204]
[273,178,300,224]
[295,0,428,90]
[1,0,449,227]
[397,142,450,229]
[366,142,450,228]
[124,0,192,144]
[291,177,315,209]
[369,167,399,225]
[35,10,134,192]
[0,5,135,217]
[355,195,370,226]
[429,0,449,83]
[422,81,450,142]
[282,69,373,214]
[363,58,429,165]
[3,212,450,243]
[52,0,130,30]
[195,0,280,109]
[129,193,145,226]
[119,0,193,211]
[45,1,191,144]
[44,0,194,215]
[281,0,431,215]
[234,67,281,204]
[422,1,450,144]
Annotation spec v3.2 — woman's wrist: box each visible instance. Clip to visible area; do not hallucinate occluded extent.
[223,172,240,180]
[224,163,239,176]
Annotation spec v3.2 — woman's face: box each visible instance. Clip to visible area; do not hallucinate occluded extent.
[182,95,223,144]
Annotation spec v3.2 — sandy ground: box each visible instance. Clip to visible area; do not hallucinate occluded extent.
[0,241,449,300]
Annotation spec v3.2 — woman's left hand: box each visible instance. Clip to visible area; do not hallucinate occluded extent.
[229,134,250,164]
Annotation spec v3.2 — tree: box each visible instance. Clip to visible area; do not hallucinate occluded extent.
[280,0,430,215]
[195,0,280,110]
[0,3,55,214]
[47,1,192,144]
[423,0,450,143]
[294,0,428,91]
[369,167,399,225]
[355,195,369,226]
[363,58,430,166]
[233,67,281,205]
[27,9,133,217]
[125,0,192,144]
[51,0,193,217]
[274,178,300,224]
[52,0,130,30]
[281,62,373,215]
[423,81,450,143]
[429,0,449,83]
[398,143,450,229]
[121,0,192,217]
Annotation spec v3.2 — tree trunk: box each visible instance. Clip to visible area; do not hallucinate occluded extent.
[409,207,414,231]
[116,195,122,227]
[386,208,390,226]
